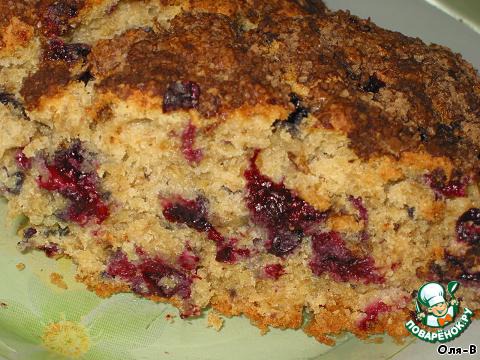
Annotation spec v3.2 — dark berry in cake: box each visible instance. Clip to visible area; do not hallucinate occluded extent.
[245,150,327,256]
[163,81,201,113]
[215,242,250,263]
[139,258,192,298]
[41,0,83,37]
[362,74,386,93]
[6,172,25,195]
[106,250,192,299]
[272,93,309,133]
[425,168,469,198]
[38,242,62,258]
[162,196,249,263]
[310,231,384,284]
[106,250,137,280]
[37,141,110,225]
[179,248,200,271]
[162,196,211,233]
[77,70,95,86]
[23,227,37,239]
[456,208,480,245]
[44,38,91,63]
[0,92,28,119]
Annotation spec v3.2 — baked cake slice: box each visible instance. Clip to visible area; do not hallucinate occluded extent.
[1,0,479,345]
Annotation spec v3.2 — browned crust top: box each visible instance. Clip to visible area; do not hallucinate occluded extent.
[12,0,480,174]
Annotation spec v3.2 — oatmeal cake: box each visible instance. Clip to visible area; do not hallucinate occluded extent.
[1,0,479,345]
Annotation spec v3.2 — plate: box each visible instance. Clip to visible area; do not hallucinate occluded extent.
[1,1,479,359]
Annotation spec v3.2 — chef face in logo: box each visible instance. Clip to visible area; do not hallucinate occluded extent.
[416,281,459,328]
[429,300,448,317]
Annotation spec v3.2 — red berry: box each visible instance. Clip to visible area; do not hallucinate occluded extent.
[37,141,110,225]
[425,168,469,199]
[162,197,250,263]
[348,195,368,222]
[44,38,91,63]
[105,251,193,299]
[264,264,285,280]
[310,232,384,284]
[456,208,480,245]
[180,122,203,164]
[14,149,32,170]
[358,301,390,330]
[244,150,327,256]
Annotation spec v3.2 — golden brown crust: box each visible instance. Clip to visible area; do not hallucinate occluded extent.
[305,308,410,345]
[20,63,73,109]
[211,293,303,333]
[0,1,38,29]
[18,1,479,173]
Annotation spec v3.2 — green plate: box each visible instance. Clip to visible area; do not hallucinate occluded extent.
[1,1,479,359]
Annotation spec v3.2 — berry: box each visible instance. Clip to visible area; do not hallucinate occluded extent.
[456,208,480,245]
[181,122,203,164]
[269,230,303,256]
[285,93,309,126]
[0,92,28,119]
[37,141,110,225]
[348,195,368,222]
[0,92,17,106]
[178,248,200,271]
[272,93,309,133]
[38,242,62,258]
[23,227,37,239]
[358,301,390,330]
[310,231,384,284]
[139,258,192,299]
[163,81,200,113]
[44,38,91,63]
[244,150,327,256]
[106,250,192,299]
[215,242,250,263]
[106,251,137,280]
[162,197,211,233]
[162,197,249,263]
[41,0,82,37]
[77,70,95,86]
[349,195,369,240]
[428,253,480,285]
[425,168,469,198]
[14,149,32,170]
[264,264,285,280]
[6,172,25,195]
[362,74,385,93]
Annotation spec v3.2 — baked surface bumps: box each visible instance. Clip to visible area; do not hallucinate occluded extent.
[1,0,479,345]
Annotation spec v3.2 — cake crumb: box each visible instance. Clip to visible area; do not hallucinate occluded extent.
[50,272,68,289]
[16,263,25,271]
[207,311,224,331]
[165,313,176,323]
[365,336,384,344]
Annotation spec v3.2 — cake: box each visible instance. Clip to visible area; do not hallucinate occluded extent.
[1,0,479,345]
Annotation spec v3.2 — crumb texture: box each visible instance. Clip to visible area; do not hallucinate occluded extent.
[1,0,480,345]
